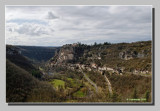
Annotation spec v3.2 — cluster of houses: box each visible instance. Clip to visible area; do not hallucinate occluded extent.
[64,63,124,75]
[49,60,151,76]
[133,69,151,75]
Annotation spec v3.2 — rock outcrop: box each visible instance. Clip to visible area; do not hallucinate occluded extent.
[56,47,74,63]
[119,49,149,60]
[48,41,151,75]
[119,50,137,60]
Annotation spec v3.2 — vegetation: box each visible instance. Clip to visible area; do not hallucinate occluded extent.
[17,46,60,63]
[6,59,57,102]
[6,40,152,103]
[31,70,42,79]
[49,79,65,89]
[108,74,151,102]
[145,91,150,102]
[73,90,86,98]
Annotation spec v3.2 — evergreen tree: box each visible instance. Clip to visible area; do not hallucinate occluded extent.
[132,88,138,99]
[145,91,150,102]
[94,42,97,46]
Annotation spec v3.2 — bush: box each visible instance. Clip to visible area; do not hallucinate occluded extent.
[32,70,42,79]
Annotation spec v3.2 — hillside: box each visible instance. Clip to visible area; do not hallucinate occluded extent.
[6,59,58,102]
[6,45,58,102]
[47,41,152,75]
[45,41,152,102]
[17,46,60,63]
[6,41,152,103]
[7,45,37,73]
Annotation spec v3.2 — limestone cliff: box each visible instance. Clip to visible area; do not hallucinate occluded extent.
[47,41,152,75]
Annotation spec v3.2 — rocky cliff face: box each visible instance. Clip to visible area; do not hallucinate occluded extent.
[55,44,75,64]
[47,41,152,75]
[49,43,87,65]
[119,49,149,60]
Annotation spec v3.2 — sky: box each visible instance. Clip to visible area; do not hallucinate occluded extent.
[5,6,152,46]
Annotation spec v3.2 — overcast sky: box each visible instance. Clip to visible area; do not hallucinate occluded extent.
[6,6,152,46]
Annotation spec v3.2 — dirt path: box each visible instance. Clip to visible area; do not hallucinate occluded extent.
[83,73,98,93]
[104,75,113,95]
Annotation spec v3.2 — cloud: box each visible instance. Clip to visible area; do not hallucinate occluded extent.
[6,22,54,36]
[46,11,59,20]
[5,6,152,46]
[7,19,47,25]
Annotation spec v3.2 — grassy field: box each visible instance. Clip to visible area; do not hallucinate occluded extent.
[67,78,73,81]
[49,79,65,89]
[67,77,80,87]
[73,89,86,98]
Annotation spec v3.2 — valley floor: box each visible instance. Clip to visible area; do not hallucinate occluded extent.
[41,68,152,103]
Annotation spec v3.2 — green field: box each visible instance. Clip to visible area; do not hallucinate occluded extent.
[67,78,73,81]
[49,79,65,89]
[67,78,78,87]
[73,90,85,98]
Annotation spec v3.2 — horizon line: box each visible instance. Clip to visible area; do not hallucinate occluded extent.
[5,40,152,47]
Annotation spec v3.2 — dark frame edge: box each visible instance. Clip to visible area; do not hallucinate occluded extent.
[7,7,155,106]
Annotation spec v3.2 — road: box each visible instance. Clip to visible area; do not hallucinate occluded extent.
[104,75,113,95]
[83,73,98,93]
[83,72,113,95]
